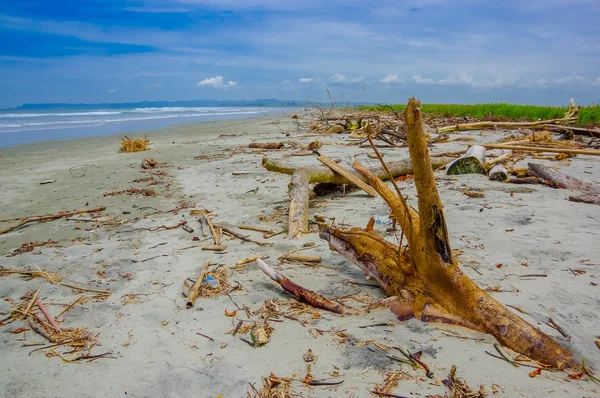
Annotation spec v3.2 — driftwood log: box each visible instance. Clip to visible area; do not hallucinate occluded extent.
[319,98,578,370]
[528,163,600,205]
[263,156,454,239]
[446,145,486,175]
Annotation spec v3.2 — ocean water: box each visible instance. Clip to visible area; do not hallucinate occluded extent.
[0,106,291,148]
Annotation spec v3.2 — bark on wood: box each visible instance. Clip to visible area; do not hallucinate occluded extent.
[437,117,577,134]
[482,144,600,156]
[255,258,345,314]
[0,206,106,235]
[263,157,454,239]
[446,145,486,175]
[319,98,578,370]
[528,163,600,205]
[317,155,378,197]
[186,260,211,309]
[248,142,285,149]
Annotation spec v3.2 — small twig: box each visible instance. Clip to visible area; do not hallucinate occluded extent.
[582,358,600,383]
[358,323,393,328]
[239,337,256,348]
[137,254,169,263]
[23,288,41,318]
[548,317,571,340]
[214,224,274,246]
[370,392,409,398]
[232,320,243,336]
[149,242,168,249]
[29,340,74,356]
[307,380,344,386]
[492,344,519,367]
[196,332,214,342]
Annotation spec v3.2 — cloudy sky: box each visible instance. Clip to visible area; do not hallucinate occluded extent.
[0,0,599,108]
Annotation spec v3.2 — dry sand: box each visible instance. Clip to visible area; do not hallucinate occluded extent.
[1,113,599,397]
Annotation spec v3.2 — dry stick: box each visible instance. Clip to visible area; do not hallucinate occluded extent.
[55,295,83,319]
[317,155,378,197]
[186,260,211,309]
[36,299,60,333]
[199,211,220,245]
[483,152,513,171]
[23,288,41,318]
[235,256,260,266]
[0,206,106,235]
[256,258,346,314]
[548,317,571,340]
[481,143,600,156]
[59,283,111,296]
[239,225,274,234]
[437,117,577,134]
[214,225,274,246]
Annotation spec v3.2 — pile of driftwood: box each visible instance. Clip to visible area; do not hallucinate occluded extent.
[256,98,594,375]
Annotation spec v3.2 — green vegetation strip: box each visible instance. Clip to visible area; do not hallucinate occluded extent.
[359,103,600,126]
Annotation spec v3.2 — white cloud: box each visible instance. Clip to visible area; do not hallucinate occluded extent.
[196,75,237,88]
[412,75,435,84]
[299,77,318,83]
[553,75,584,84]
[330,73,347,82]
[519,78,549,88]
[350,76,365,83]
[380,74,402,84]
[107,88,116,93]
[438,73,474,85]
[594,77,600,86]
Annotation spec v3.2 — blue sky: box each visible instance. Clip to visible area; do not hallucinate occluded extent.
[0,0,599,108]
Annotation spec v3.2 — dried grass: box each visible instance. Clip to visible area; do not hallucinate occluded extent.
[120,136,150,153]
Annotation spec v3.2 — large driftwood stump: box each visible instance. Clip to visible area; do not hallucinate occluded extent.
[319,98,578,370]
[263,156,454,239]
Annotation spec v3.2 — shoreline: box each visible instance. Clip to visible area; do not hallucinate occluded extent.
[0,108,297,150]
[1,111,599,397]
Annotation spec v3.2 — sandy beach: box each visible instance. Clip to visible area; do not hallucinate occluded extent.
[1,112,599,398]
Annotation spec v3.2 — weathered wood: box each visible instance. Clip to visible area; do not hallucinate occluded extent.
[544,124,600,138]
[528,163,600,205]
[317,155,378,197]
[214,224,274,246]
[288,168,311,239]
[437,117,577,134]
[482,143,600,156]
[483,151,513,171]
[319,98,578,370]
[262,156,454,185]
[186,260,211,309]
[256,258,345,314]
[264,156,454,239]
[489,164,509,181]
[446,145,486,175]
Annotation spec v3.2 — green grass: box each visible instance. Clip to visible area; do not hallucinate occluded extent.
[359,103,600,126]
